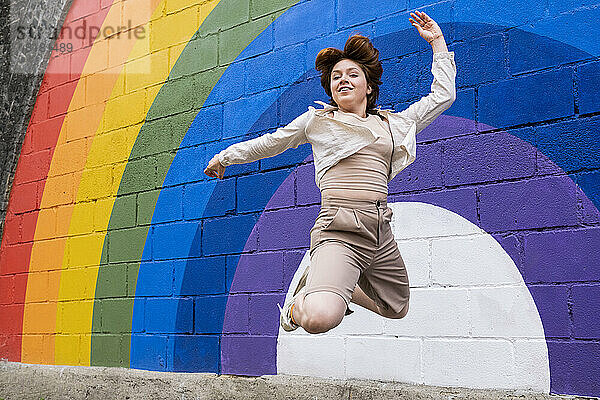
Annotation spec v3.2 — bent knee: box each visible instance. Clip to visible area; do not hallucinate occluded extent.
[301,292,347,333]
[303,309,344,333]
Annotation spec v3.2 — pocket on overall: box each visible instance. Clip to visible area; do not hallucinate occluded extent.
[382,206,393,223]
[322,206,361,232]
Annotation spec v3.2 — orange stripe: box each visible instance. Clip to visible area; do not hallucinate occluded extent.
[21,0,162,364]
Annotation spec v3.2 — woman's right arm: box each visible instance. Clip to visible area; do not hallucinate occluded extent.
[398,11,456,134]
[395,49,456,134]
[216,109,311,167]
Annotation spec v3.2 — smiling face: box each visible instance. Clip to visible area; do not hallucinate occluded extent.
[330,58,372,115]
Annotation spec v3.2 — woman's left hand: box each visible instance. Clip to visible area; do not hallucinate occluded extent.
[409,10,443,43]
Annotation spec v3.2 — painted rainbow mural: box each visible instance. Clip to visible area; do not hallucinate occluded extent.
[1,0,599,397]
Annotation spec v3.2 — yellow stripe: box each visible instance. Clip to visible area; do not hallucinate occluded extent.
[55,0,221,366]
[22,0,166,365]
[22,2,130,365]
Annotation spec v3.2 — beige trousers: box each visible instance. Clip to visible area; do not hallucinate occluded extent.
[305,194,410,314]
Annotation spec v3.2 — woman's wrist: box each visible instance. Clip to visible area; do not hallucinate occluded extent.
[429,35,448,52]
[427,33,443,43]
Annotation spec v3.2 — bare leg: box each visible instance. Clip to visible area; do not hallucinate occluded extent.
[350,284,382,314]
[292,287,347,333]
[350,285,409,319]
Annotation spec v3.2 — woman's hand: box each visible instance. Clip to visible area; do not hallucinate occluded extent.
[409,10,443,44]
[204,154,226,179]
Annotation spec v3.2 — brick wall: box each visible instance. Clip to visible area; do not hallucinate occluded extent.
[1,0,599,398]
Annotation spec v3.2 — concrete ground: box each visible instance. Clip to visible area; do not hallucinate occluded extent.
[1,361,598,400]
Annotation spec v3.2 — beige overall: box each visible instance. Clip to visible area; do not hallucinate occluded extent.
[303,109,410,315]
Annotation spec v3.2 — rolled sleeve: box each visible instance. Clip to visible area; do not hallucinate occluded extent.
[217,109,311,167]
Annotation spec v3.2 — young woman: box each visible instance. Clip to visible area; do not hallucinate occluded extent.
[204,11,456,334]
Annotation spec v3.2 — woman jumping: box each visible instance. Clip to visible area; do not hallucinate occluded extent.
[204,11,456,334]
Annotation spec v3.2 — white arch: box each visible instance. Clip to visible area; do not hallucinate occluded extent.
[277,202,550,392]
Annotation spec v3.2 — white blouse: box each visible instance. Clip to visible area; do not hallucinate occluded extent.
[217,51,457,189]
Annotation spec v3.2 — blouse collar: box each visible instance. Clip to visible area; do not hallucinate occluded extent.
[313,100,395,116]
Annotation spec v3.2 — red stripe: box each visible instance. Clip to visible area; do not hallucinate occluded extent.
[0,0,114,362]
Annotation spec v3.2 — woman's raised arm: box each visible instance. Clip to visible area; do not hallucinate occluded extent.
[397,11,456,133]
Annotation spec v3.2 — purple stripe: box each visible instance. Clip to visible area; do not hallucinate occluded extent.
[221,115,600,378]
[221,160,313,375]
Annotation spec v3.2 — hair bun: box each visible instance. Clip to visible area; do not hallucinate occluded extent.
[315,47,344,73]
[344,35,379,64]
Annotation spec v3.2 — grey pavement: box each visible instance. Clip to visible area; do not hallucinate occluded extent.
[1,361,598,400]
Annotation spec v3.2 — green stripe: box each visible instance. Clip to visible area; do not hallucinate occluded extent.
[90,0,297,368]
